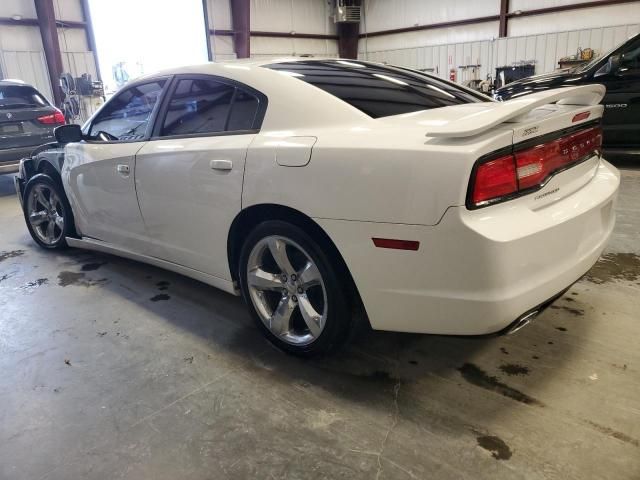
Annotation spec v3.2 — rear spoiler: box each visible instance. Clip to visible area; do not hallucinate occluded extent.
[426,84,606,138]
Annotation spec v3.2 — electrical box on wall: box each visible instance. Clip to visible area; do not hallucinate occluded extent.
[334,0,361,23]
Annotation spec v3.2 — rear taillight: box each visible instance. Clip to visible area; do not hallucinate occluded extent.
[37,110,65,125]
[469,125,602,208]
[472,154,518,205]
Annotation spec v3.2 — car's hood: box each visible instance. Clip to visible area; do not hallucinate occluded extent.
[496,70,587,100]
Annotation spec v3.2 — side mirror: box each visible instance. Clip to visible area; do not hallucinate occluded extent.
[594,54,621,78]
[54,124,83,144]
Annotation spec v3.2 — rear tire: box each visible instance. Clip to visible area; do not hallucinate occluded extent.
[239,220,353,356]
[23,174,75,250]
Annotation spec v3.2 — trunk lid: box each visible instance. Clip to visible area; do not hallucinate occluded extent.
[378,85,606,210]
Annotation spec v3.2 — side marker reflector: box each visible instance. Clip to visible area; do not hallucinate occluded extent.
[572,111,590,122]
[372,238,419,251]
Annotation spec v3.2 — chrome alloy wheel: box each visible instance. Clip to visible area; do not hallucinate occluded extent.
[246,236,328,346]
[26,184,65,246]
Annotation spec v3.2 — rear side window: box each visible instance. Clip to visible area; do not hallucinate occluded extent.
[0,85,48,109]
[160,78,262,137]
[265,60,486,118]
[162,79,234,136]
[89,80,166,140]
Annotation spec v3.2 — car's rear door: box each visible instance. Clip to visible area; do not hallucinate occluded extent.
[134,75,266,279]
[63,79,168,252]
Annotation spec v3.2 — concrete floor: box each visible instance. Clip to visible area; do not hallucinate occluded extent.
[0,165,638,480]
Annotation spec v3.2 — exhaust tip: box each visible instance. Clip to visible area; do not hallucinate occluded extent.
[506,310,539,335]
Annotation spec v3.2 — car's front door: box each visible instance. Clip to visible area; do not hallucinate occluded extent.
[134,75,266,279]
[597,36,640,148]
[63,79,168,251]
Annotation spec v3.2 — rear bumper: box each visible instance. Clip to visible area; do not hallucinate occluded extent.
[316,159,620,335]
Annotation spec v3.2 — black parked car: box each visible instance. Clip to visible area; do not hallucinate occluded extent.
[0,80,65,175]
[495,33,640,154]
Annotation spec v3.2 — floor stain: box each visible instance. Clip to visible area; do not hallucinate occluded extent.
[500,347,509,355]
[20,278,49,291]
[476,435,513,460]
[585,420,639,447]
[150,294,170,302]
[0,272,15,283]
[550,305,584,316]
[556,326,567,332]
[585,253,640,285]
[0,250,25,263]
[532,355,540,360]
[408,360,418,365]
[57,271,108,287]
[81,262,107,272]
[458,363,543,406]
[156,281,170,291]
[499,364,530,376]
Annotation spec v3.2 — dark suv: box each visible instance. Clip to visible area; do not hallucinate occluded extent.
[0,80,65,174]
[495,33,640,155]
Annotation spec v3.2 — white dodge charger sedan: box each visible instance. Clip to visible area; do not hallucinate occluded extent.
[14,59,619,355]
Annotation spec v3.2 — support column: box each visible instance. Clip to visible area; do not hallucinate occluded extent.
[338,22,359,59]
[230,0,250,59]
[499,0,509,37]
[202,0,214,61]
[80,0,101,81]
[34,0,64,106]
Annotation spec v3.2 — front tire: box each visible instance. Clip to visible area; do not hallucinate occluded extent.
[22,174,75,250]
[239,221,353,356]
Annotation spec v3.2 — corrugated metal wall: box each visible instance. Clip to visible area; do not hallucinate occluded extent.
[0,0,95,104]
[360,23,640,81]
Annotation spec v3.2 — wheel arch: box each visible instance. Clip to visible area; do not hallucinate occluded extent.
[227,203,366,315]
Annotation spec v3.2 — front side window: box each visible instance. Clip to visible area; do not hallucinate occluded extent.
[0,85,48,109]
[160,78,262,137]
[265,60,486,118]
[89,80,166,141]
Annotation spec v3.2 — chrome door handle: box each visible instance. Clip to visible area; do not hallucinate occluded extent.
[116,164,130,175]
[210,159,233,171]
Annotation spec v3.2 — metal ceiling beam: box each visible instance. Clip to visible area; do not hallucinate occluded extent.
[34,0,64,106]
[358,15,500,38]
[211,29,338,40]
[507,0,639,18]
[0,17,85,28]
[229,0,250,58]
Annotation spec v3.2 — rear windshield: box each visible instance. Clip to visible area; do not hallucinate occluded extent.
[0,85,49,109]
[265,60,488,118]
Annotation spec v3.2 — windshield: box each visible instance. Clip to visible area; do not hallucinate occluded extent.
[265,60,487,118]
[0,85,49,109]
